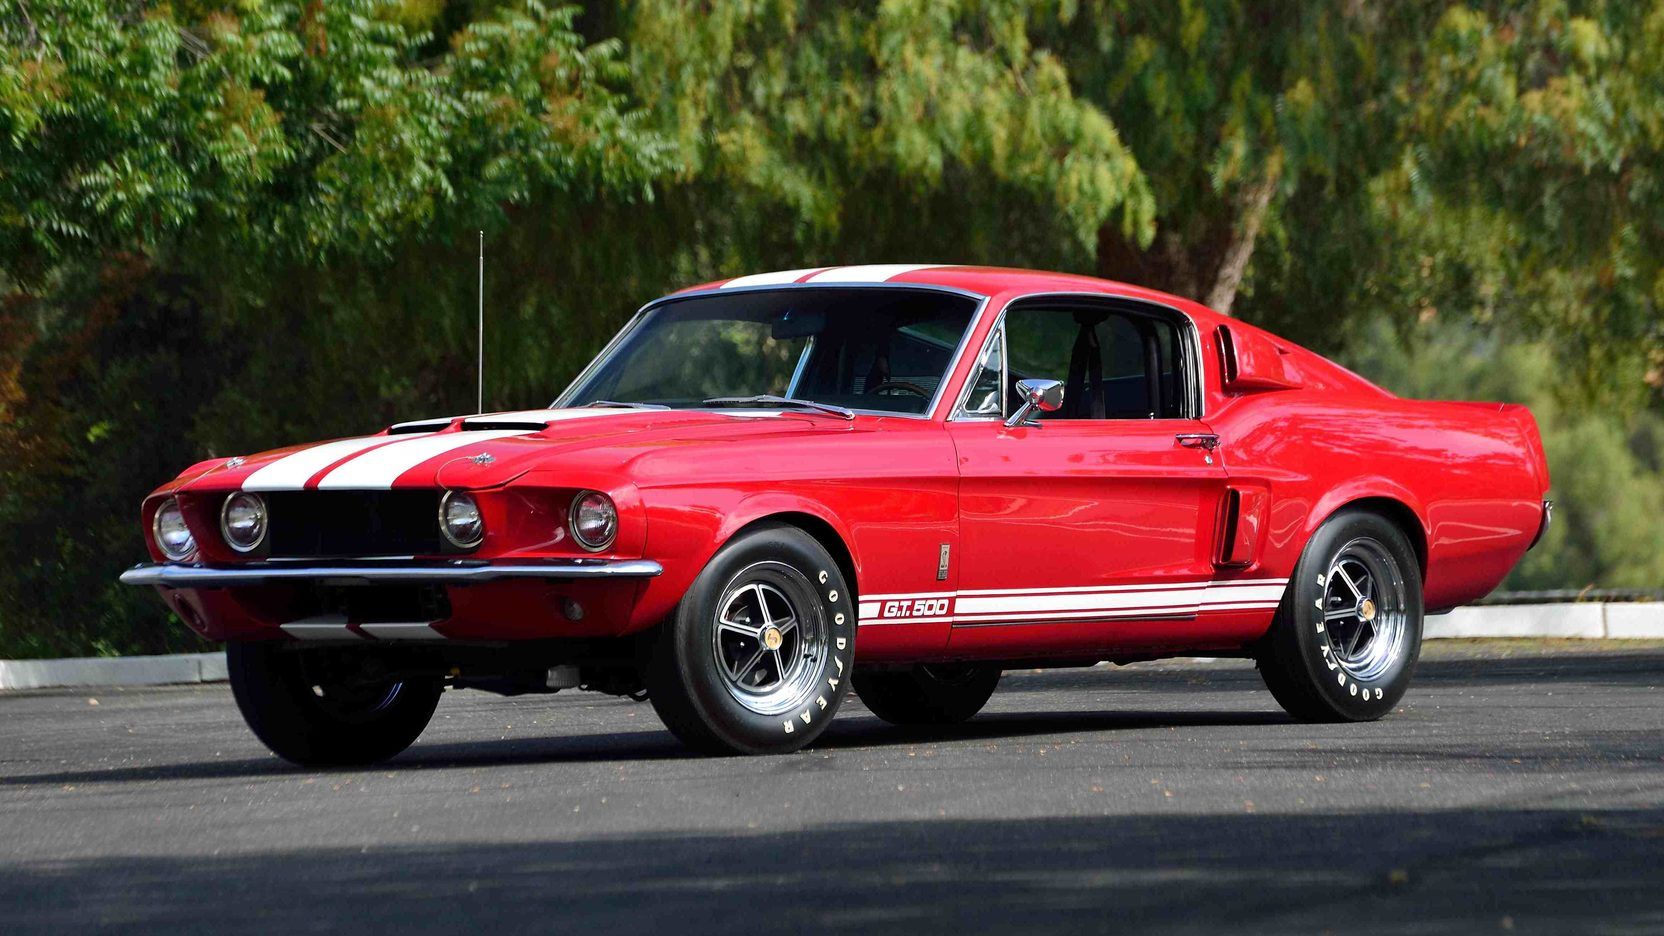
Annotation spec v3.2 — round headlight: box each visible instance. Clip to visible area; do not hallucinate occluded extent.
[439,491,485,549]
[570,491,617,552]
[219,492,268,553]
[152,498,197,561]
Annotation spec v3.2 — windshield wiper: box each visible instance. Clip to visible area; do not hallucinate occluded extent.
[700,395,855,421]
[583,400,671,410]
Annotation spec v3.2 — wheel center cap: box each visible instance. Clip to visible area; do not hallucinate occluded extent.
[762,627,783,651]
[1359,598,1378,622]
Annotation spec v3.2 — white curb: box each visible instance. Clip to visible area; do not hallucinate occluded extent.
[1425,603,1604,639]
[1603,602,1664,639]
[1424,602,1664,640]
[1,603,1660,692]
[0,652,226,692]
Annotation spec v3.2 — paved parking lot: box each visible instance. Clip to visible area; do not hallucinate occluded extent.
[1,640,1660,934]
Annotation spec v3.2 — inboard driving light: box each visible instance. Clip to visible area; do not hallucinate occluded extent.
[570,491,618,552]
[220,492,268,553]
[439,491,485,549]
[153,498,197,561]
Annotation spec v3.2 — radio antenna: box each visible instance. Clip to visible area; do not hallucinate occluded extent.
[476,230,485,414]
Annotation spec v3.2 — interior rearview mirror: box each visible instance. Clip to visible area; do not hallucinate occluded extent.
[770,309,826,340]
[1004,378,1065,428]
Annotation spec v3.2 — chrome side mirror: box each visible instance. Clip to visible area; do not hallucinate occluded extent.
[1004,378,1064,428]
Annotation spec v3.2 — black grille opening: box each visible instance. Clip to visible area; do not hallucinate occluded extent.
[265,491,444,558]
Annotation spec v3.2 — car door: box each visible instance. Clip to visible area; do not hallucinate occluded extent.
[943,296,1235,656]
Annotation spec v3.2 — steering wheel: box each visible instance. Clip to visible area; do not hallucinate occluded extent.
[868,380,931,398]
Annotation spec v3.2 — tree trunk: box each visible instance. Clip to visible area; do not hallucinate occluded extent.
[1096,161,1282,315]
[1203,168,1280,316]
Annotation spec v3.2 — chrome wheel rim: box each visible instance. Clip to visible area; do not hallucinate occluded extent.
[712,562,827,716]
[1320,538,1407,682]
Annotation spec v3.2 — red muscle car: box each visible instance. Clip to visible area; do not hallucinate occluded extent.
[122,265,1552,763]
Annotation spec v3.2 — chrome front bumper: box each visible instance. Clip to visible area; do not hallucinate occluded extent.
[119,558,663,588]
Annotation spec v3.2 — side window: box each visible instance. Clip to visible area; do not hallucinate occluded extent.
[1002,304,1189,420]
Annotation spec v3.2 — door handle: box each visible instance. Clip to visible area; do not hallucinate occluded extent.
[1175,433,1220,451]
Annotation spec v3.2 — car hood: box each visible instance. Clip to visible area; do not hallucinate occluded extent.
[178,408,841,493]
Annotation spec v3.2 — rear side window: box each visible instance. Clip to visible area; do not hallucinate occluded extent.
[992,303,1190,420]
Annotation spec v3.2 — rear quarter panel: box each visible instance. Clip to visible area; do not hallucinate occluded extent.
[1211,389,1548,612]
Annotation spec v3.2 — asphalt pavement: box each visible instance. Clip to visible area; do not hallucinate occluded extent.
[1,640,1660,934]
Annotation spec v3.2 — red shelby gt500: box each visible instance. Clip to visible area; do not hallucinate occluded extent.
[123,265,1552,763]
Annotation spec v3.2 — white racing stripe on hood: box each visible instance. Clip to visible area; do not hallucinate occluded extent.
[242,435,428,492]
[315,429,531,490]
[804,264,946,283]
[719,268,828,289]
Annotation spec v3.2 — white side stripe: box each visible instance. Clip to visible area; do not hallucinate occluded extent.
[954,584,1286,616]
[720,268,828,289]
[952,578,1288,597]
[316,429,530,490]
[243,435,425,492]
[804,264,946,283]
[856,579,1289,626]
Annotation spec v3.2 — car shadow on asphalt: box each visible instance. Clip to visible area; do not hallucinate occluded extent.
[3,807,1661,934]
[0,707,1295,786]
[4,650,1656,785]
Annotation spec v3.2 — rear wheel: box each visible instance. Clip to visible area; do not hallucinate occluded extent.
[1256,509,1423,722]
[646,524,856,755]
[227,642,442,766]
[853,664,1001,726]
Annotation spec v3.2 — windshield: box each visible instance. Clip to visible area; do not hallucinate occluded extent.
[557,287,980,415]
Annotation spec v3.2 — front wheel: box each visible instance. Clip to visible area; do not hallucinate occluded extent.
[227,642,442,766]
[1255,509,1424,722]
[646,524,856,755]
[854,664,1001,726]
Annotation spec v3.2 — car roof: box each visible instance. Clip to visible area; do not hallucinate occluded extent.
[674,264,1232,328]
[672,264,1390,398]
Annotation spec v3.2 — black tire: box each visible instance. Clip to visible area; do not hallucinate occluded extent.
[1256,508,1424,722]
[854,664,1001,726]
[226,641,442,767]
[646,523,856,755]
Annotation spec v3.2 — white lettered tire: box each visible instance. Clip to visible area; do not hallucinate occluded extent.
[1256,508,1424,722]
[646,523,856,754]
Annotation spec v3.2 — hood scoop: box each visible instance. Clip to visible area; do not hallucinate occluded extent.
[459,418,557,431]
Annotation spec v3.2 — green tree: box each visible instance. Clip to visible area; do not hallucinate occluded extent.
[0,0,673,656]
[2,0,1662,657]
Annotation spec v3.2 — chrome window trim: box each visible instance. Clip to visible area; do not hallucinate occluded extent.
[949,310,1009,422]
[946,291,1207,423]
[550,282,991,421]
[784,336,816,398]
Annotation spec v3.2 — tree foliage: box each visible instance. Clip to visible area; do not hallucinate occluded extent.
[0,0,1660,657]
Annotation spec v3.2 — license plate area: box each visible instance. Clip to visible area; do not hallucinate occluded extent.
[300,583,452,623]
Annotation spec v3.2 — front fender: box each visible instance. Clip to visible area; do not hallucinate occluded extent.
[629,487,860,632]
